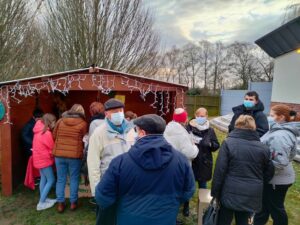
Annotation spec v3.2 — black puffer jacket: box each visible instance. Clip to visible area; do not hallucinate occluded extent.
[228,100,269,137]
[211,129,274,213]
[187,124,220,182]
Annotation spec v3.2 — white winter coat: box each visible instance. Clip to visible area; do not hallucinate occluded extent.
[164,121,198,165]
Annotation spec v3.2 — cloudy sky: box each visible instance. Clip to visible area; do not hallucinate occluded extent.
[144,0,299,48]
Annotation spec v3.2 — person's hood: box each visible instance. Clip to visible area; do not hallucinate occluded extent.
[270,122,300,137]
[129,135,174,170]
[228,128,260,141]
[33,120,45,134]
[164,121,187,135]
[61,112,85,126]
[232,100,265,113]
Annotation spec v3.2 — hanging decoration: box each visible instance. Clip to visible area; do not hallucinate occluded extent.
[0,73,185,124]
[0,101,5,121]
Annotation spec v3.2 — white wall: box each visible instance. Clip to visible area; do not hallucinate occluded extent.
[272,51,300,104]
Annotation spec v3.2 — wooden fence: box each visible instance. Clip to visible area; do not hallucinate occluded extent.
[185,95,221,117]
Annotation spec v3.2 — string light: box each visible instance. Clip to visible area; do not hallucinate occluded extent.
[0,73,185,123]
[159,91,166,116]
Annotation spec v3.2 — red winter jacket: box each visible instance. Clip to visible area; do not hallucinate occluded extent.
[32,120,55,169]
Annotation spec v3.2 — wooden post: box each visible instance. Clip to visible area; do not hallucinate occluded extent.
[1,122,12,196]
[198,189,212,225]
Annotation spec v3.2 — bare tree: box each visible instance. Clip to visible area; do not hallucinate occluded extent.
[0,0,32,81]
[157,46,181,83]
[228,42,257,89]
[254,50,274,82]
[44,0,160,75]
[198,40,213,90]
[210,41,228,94]
[181,43,201,88]
[282,3,300,24]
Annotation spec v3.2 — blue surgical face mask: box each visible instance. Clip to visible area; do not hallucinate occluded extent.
[267,116,276,127]
[196,117,207,125]
[243,100,255,108]
[110,112,124,126]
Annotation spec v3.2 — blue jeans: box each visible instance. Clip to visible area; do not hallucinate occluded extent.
[55,157,81,203]
[39,166,55,203]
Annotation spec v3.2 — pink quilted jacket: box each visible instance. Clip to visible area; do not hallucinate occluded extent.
[32,120,54,169]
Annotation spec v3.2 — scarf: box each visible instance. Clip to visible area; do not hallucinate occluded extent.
[189,119,210,131]
[106,118,127,134]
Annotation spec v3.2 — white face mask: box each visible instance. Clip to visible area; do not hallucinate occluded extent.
[110,112,124,126]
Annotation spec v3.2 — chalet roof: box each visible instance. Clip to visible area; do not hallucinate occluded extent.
[0,67,187,89]
[255,16,300,58]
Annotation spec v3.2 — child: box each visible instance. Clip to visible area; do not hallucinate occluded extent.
[32,113,57,211]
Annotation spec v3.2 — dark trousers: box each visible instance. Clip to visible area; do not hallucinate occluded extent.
[96,203,117,225]
[217,206,252,225]
[254,184,291,225]
[198,181,207,189]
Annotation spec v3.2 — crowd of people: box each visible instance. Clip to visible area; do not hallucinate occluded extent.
[21,91,300,225]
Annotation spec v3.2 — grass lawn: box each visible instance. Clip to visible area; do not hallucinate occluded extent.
[1,128,300,225]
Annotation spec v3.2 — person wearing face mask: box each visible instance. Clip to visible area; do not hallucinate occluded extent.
[87,98,136,224]
[95,114,195,225]
[164,108,198,219]
[254,105,300,225]
[187,107,220,190]
[229,91,269,137]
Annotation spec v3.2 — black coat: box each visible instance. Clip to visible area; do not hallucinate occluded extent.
[228,100,269,137]
[21,118,36,157]
[187,125,220,182]
[211,129,274,213]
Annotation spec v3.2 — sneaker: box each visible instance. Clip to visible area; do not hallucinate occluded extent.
[45,198,57,204]
[34,178,40,186]
[89,198,96,205]
[37,201,55,211]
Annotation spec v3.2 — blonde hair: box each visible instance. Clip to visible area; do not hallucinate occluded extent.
[195,107,208,116]
[69,104,85,118]
[235,115,256,131]
[42,113,56,134]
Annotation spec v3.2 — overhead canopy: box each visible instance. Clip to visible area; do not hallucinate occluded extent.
[255,16,300,58]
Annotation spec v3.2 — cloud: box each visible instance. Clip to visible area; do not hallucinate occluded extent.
[143,0,295,48]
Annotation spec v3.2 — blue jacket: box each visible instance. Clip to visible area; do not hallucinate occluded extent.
[95,135,195,225]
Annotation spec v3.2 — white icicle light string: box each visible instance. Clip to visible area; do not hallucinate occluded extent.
[0,73,185,123]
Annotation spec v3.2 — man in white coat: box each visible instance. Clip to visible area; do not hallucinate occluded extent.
[87,98,135,224]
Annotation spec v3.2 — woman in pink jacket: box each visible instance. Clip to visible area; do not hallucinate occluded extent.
[32,113,57,211]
